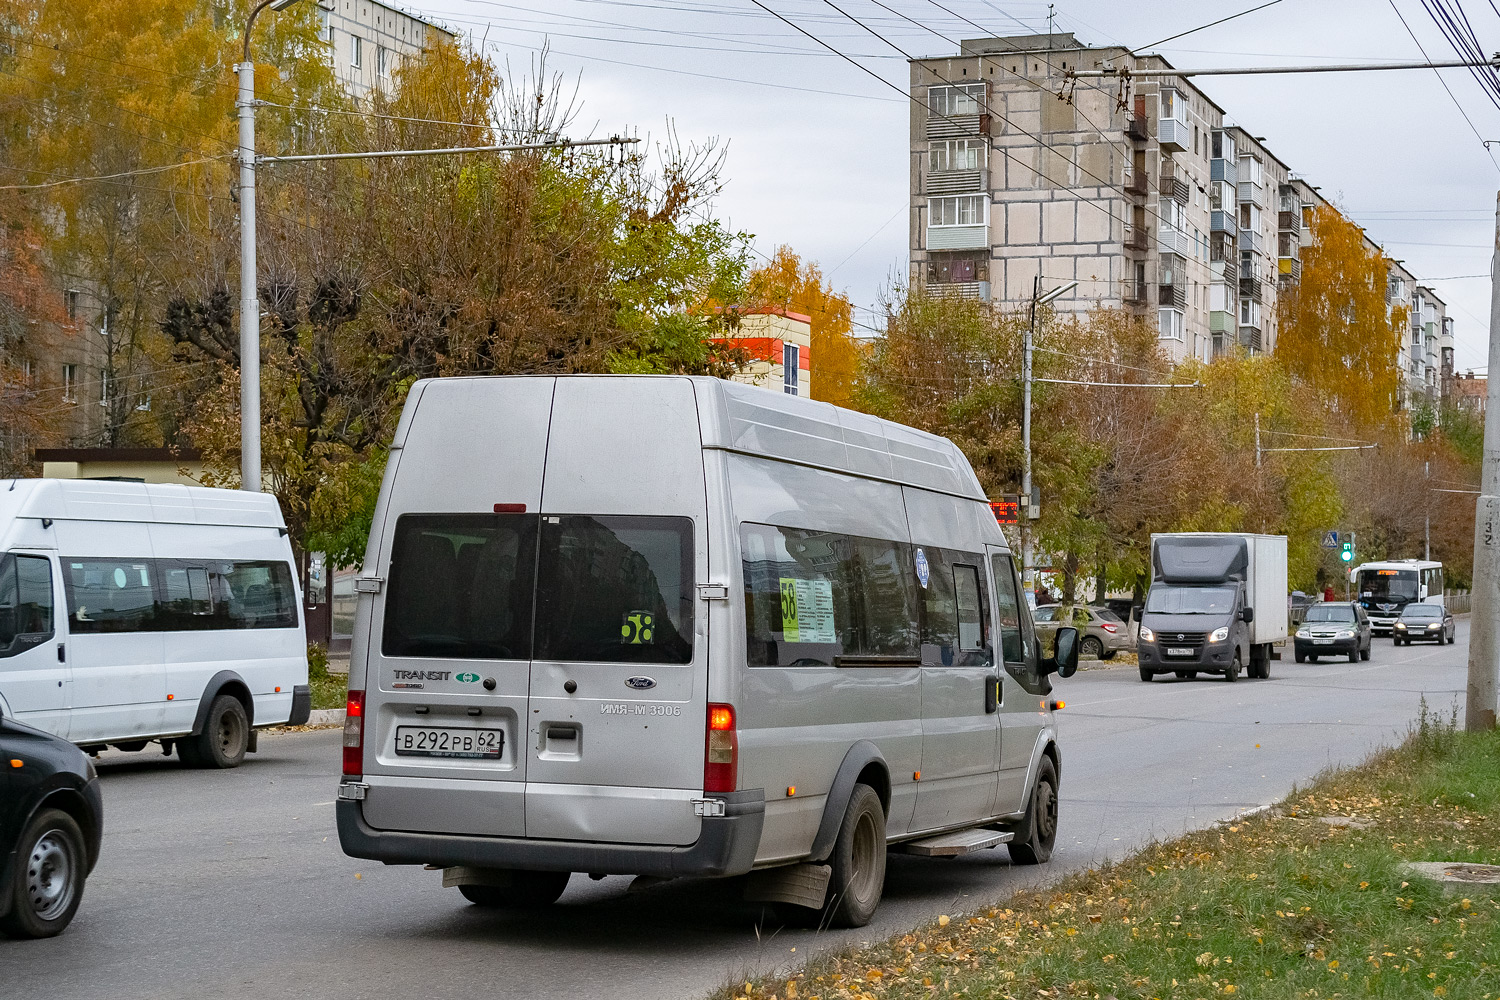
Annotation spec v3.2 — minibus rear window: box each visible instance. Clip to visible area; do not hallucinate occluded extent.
[383,514,538,660]
[534,515,694,665]
[740,523,919,667]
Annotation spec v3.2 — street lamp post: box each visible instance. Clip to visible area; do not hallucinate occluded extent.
[237,0,303,492]
[1020,276,1077,600]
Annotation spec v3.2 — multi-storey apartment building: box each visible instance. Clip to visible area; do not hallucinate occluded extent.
[909,33,1449,413]
[316,0,455,103]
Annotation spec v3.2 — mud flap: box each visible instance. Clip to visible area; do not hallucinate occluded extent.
[743,863,832,909]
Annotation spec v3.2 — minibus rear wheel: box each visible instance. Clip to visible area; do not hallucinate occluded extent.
[179,695,249,769]
[821,784,886,928]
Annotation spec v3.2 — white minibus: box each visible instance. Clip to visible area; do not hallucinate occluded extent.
[0,479,310,767]
[337,376,1077,927]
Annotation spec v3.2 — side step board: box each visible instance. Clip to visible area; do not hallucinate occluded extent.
[894,828,1013,857]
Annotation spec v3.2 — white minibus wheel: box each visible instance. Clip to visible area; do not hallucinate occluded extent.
[179,695,249,769]
[824,784,887,928]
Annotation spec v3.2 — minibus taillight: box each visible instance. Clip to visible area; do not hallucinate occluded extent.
[704,703,738,793]
[343,690,365,778]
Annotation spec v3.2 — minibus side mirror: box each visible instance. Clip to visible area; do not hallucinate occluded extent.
[1045,626,1079,679]
[1241,606,1255,623]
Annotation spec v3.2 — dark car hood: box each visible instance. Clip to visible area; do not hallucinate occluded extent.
[1140,612,1232,633]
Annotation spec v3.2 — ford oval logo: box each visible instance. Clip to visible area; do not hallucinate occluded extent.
[625,676,657,690]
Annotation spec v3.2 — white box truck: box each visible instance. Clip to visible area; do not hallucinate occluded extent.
[1136,532,1288,682]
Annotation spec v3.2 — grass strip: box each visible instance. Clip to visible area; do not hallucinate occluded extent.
[721,702,1498,1000]
[307,642,348,711]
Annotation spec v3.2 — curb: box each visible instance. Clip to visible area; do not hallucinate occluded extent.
[306,709,346,726]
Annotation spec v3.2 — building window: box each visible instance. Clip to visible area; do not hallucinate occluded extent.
[65,289,80,322]
[319,10,332,42]
[1158,309,1184,341]
[927,255,988,283]
[929,139,985,172]
[928,194,986,227]
[927,83,985,117]
[350,33,361,68]
[783,343,800,395]
[62,364,77,402]
[378,45,391,77]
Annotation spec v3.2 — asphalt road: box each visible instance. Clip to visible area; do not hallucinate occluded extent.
[3,625,1471,1000]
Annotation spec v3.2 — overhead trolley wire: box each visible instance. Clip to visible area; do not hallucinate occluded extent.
[1137,0,1287,52]
[1386,0,1500,173]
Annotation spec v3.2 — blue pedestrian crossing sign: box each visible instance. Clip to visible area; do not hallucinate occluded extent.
[1321,530,1339,549]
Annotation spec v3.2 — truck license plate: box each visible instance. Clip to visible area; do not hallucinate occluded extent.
[394,726,503,759]
[1166,647,1193,657]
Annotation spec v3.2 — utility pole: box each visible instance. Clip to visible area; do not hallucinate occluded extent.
[1021,277,1076,601]
[1255,412,1261,468]
[237,0,304,492]
[1467,192,1500,732]
[1425,460,1431,561]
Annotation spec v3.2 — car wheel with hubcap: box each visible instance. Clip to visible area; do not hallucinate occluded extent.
[0,809,86,939]
[1080,636,1104,659]
[179,694,249,769]
[459,870,571,908]
[1009,755,1059,866]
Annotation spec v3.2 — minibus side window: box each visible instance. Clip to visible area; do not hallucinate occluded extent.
[0,555,53,652]
[740,522,919,667]
[383,513,537,659]
[63,559,156,633]
[208,562,298,629]
[916,547,991,667]
[534,515,693,664]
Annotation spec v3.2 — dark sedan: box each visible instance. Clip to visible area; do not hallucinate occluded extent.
[1,715,104,938]
[1392,603,1456,645]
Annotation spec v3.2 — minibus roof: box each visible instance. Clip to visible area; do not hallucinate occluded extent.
[0,478,287,529]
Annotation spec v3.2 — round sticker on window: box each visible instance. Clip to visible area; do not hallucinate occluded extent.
[113,567,128,588]
[914,547,930,589]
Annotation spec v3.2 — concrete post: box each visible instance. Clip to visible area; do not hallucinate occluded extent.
[1464,192,1500,731]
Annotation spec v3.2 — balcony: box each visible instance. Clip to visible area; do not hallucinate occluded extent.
[1237,179,1262,206]
[1124,225,1149,251]
[1210,158,1238,185]
[926,114,986,141]
[1209,310,1235,334]
[1279,256,1302,283]
[1219,258,1239,283]
[1159,172,1190,204]
[1158,225,1192,256]
[1124,170,1149,197]
[1240,229,1263,254]
[1239,325,1262,353]
[1122,279,1150,307]
[1278,209,1301,233]
[926,169,985,195]
[1212,333,1231,358]
[1210,210,1238,236]
[1158,118,1188,152]
[927,224,988,251]
[1126,116,1151,142]
[1159,283,1187,310]
[934,281,991,301]
[1240,274,1262,301]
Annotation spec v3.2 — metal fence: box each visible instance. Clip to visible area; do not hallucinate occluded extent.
[1447,590,1471,614]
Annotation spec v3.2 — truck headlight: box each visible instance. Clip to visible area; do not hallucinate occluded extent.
[1210,626,1229,642]
[1335,630,1354,639]
[1138,626,1154,642]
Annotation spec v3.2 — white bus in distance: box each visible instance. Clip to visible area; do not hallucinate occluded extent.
[0,479,310,767]
[1351,559,1444,636]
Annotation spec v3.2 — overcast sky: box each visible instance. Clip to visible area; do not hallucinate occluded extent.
[412,0,1498,370]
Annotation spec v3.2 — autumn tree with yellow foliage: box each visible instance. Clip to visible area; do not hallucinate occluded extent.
[1275,204,1407,432]
[747,247,861,407]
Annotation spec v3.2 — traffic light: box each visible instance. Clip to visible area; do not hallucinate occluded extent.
[1340,540,1354,563]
